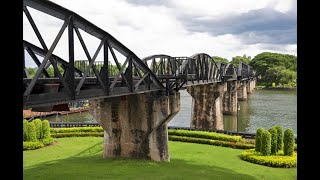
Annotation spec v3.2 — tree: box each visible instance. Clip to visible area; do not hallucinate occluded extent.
[212,56,229,64]
[230,54,251,67]
[249,52,297,87]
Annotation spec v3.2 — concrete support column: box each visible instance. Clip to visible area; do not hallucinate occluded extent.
[89,92,180,161]
[246,80,253,94]
[186,82,227,130]
[237,82,247,101]
[223,80,238,115]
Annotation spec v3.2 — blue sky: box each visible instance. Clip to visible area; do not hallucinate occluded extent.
[23,0,296,67]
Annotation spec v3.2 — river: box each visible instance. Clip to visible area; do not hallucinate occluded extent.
[46,89,297,134]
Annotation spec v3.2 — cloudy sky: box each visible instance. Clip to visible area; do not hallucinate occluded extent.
[23,0,296,67]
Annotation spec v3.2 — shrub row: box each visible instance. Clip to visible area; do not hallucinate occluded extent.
[23,142,44,150]
[23,138,54,151]
[168,130,242,142]
[51,132,104,138]
[239,149,297,168]
[50,127,104,134]
[169,136,254,149]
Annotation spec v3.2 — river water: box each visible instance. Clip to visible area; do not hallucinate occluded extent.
[46,89,297,134]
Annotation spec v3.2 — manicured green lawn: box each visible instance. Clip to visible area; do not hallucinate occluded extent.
[23,137,296,180]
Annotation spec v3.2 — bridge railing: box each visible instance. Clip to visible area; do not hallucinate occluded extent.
[23,0,165,108]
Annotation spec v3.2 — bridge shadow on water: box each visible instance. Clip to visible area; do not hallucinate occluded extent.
[23,141,258,180]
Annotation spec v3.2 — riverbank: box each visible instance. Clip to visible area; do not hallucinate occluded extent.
[263,87,296,90]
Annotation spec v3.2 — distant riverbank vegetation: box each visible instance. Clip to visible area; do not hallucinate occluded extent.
[212,52,297,88]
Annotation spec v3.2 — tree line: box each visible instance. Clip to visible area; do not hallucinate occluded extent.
[212,52,296,87]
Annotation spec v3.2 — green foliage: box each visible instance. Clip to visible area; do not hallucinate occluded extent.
[249,52,297,87]
[212,56,229,64]
[42,120,51,139]
[27,122,37,142]
[52,132,103,138]
[23,119,29,141]
[23,137,54,151]
[33,119,43,140]
[268,127,278,155]
[169,136,254,149]
[284,129,295,156]
[50,127,103,134]
[23,141,44,150]
[41,137,54,146]
[275,125,283,152]
[168,130,242,142]
[255,128,264,152]
[230,54,251,67]
[261,130,271,156]
[26,66,64,78]
[240,149,297,168]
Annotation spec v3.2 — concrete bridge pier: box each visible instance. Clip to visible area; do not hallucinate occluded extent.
[237,81,247,101]
[186,82,227,130]
[89,92,180,161]
[223,80,238,115]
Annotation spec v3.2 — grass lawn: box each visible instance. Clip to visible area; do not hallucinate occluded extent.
[23,137,296,180]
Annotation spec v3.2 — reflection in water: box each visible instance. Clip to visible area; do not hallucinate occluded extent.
[223,90,297,134]
[45,89,297,135]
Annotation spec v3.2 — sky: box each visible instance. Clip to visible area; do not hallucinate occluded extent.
[23,0,296,67]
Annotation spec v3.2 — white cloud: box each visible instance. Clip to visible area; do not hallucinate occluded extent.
[23,0,296,67]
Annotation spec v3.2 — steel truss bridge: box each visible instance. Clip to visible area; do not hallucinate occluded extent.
[23,0,255,108]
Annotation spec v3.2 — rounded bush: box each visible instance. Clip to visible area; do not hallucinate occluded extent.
[23,119,29,141]
[284,129,295,156]
[27,122,37,142]
[268,127,278,155]
[255,128,264,152]
[261,130,271,156]
[42,120,51,139]
[33,119,43,140]
[240,149,297,168]
[274,125,283,152]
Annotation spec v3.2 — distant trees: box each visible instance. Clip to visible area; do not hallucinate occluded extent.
[230,55,251,67]
[212,56,229,64]
[249,52,297,87]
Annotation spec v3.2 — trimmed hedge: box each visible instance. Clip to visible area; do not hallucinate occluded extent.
[23,138,55,151]
[42,120,51,139]
[255,128,264,152]
[240,149,297,168]
[23,119,29,141]
[261,130,271,156]
[274,125,283,152]
[284,129,295,156]
[51,127,104,134]
[168,130,242,142]
[42,137,54,146]
[23,141,44,150]
[33,119,43,140]
[27,122,37,142]
[52,132,104,138]
[268,127,278,155]
[169,135,254,149]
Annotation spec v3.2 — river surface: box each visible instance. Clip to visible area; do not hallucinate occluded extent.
[46,89,297,134]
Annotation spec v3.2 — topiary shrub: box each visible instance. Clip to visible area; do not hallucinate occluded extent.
[255,128,264,152]
[23,119,29,141]
[33,119,43,140]
[42,120,51,139]
[261,130,271,156]
[284,129,295,156]
[274,125,283,152]
[268,127,278,155]
[27,122,37,142]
